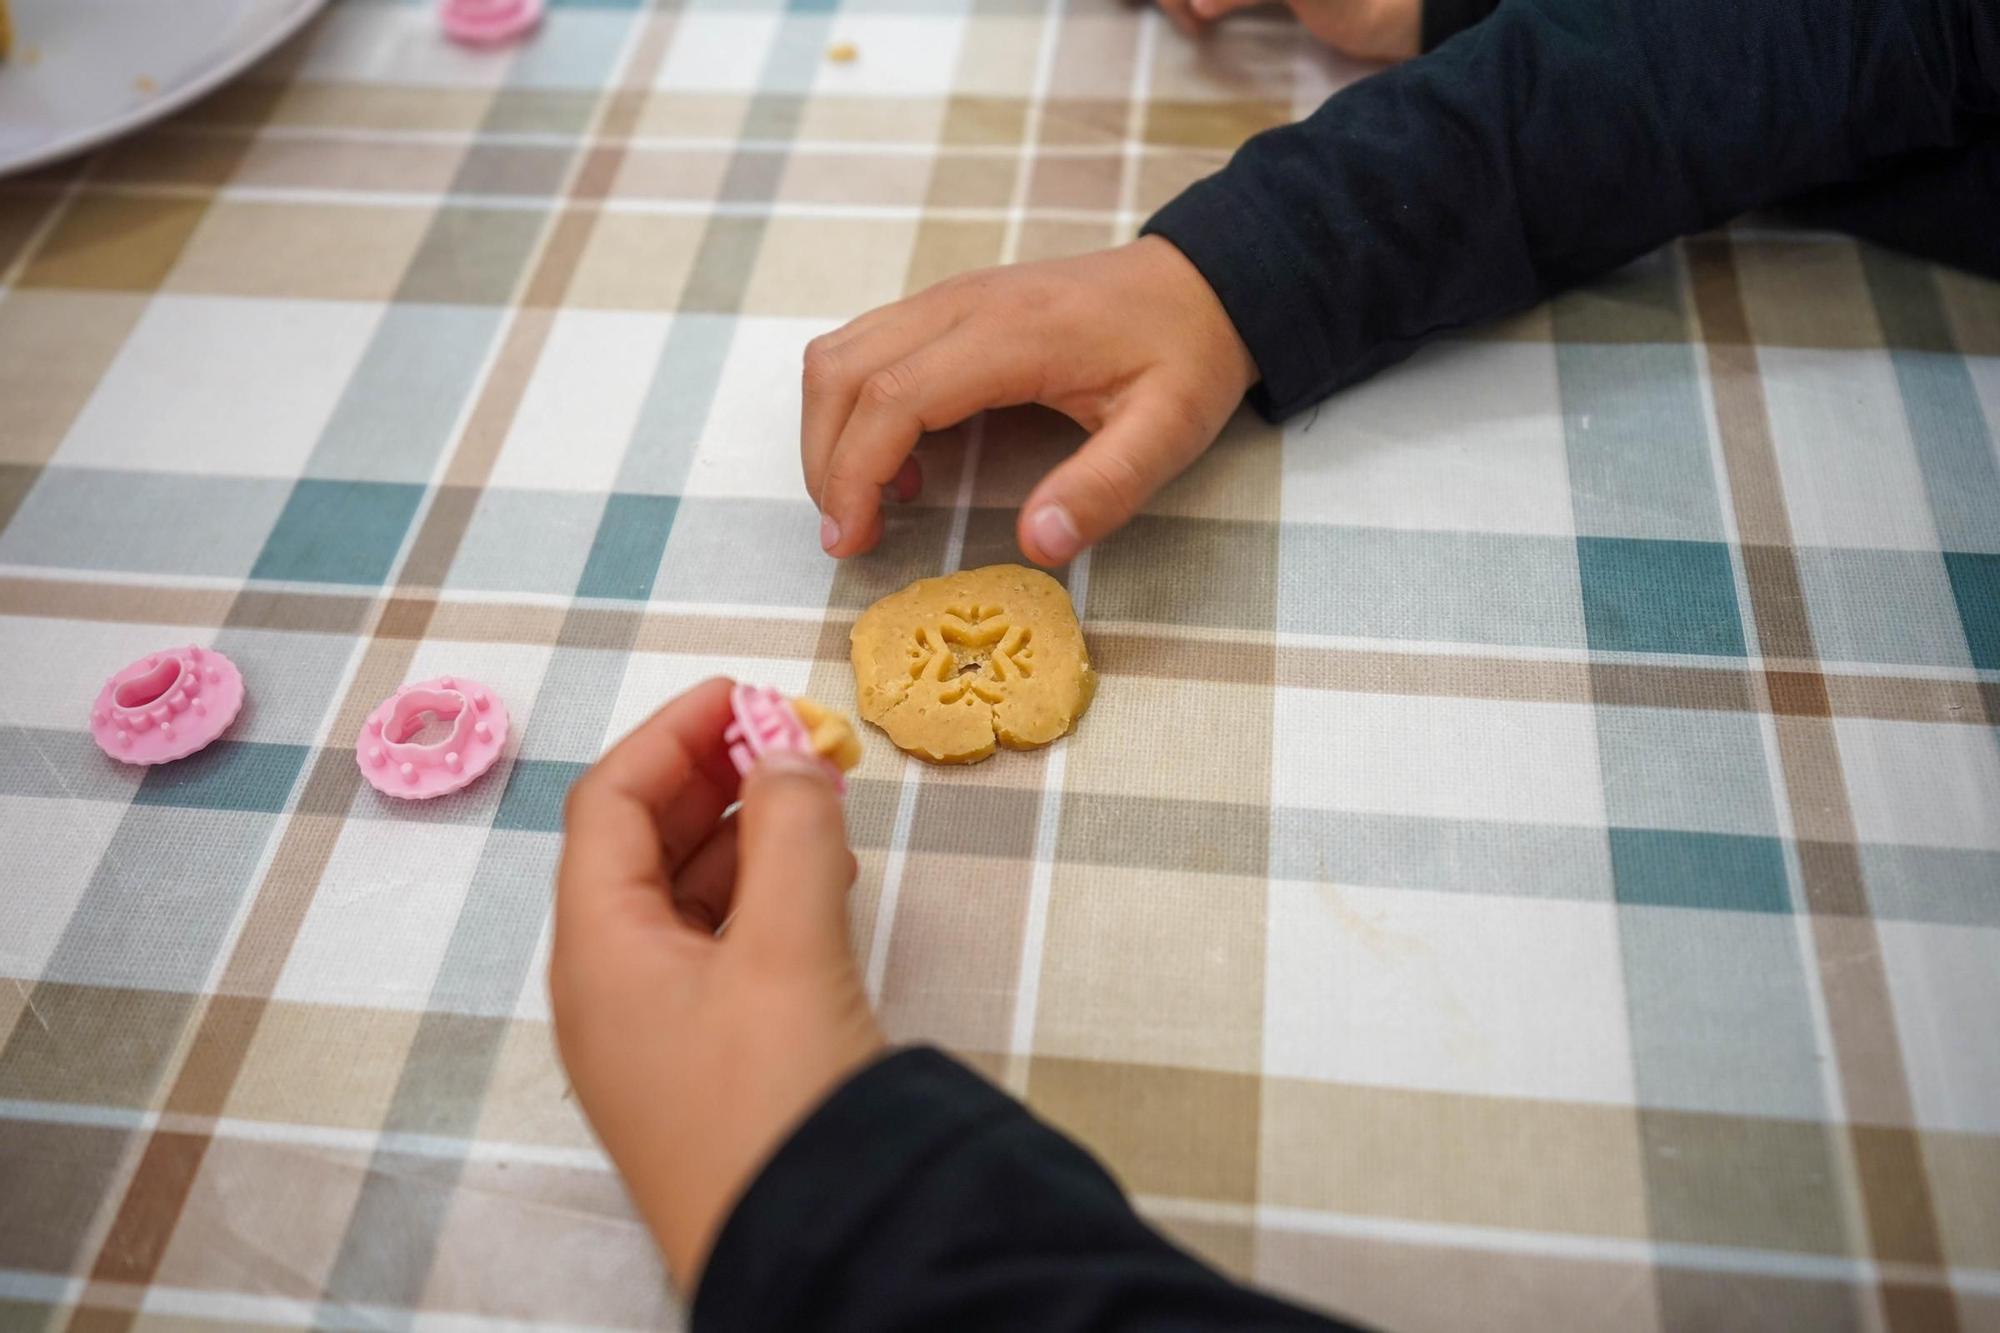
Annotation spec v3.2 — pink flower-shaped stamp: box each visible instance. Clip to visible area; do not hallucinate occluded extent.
[90,645,245,765]
[357,676,510,800]
[723,683,859,793]
[440,0,543,47]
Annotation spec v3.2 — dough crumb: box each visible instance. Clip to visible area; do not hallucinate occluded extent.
[134,74,157,94]
[793,697,863,772]
[826,41,857,63]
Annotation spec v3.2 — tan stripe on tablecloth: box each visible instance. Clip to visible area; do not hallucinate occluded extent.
[69,15,683,1324]
[7,574,1992,730]
[0,95,256,1322]
[1688,236,1958,1332]
[0,133,235,526]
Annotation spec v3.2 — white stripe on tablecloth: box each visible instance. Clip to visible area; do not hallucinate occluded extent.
[861,387,989,1007]
[867,0,1069,1015]
[1115,5,1163,239]
[1136,1196,2000,1295]
[999,0,1069,267]
[1004,549,1088,1090]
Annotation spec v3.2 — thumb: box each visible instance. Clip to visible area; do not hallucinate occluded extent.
[1017,386,1220,566]
[729,750,857,967]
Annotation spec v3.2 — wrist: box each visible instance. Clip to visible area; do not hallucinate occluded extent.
[639,1007,885,1292]
[1129,235,1259,399]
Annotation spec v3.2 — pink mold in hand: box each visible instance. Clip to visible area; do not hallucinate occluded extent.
[724,683,842,793]
[357,676,510,800]
[90,645,245,766]
[440,0,543,46]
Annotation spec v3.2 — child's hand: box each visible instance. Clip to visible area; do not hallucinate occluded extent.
[550,679,883,1290]
[803,236,1256,565]
[1153,0,1421,62]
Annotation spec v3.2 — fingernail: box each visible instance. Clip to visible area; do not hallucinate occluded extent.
[819,514,841,553]
[754,749,836,784]
[1025,502,1082,563]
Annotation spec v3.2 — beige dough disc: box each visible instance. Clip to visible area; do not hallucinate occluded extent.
[850,564,1095,765]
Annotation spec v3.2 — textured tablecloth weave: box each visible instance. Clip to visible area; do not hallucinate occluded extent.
[2,2,1997,1330]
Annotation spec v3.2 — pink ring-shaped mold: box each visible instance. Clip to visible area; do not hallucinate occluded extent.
[90,645,245,766]
[357,676,510,800]
[440,0,543,46]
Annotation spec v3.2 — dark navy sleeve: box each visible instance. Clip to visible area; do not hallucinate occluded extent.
[1420,0,1500,52]
[1785,134,2000,279]
[692,1047,1367,1333]
[1146,0,2000,419]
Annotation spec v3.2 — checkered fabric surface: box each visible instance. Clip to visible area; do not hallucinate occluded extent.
[1,0,1998,1330]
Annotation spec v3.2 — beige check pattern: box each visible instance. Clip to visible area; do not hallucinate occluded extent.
[1,2,1997,1331]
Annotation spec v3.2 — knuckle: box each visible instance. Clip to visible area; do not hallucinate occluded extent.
[822,458,872,509]
[801,339,846,398]
[996,274,1048,320]
[1072,449,1149,519]
[860,361,921,413]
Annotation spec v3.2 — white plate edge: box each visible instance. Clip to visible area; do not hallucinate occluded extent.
[0,0,333,179]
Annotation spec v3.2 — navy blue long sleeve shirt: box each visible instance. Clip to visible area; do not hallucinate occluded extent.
[694,1048,1365,1332]
[1146,0,2000,419]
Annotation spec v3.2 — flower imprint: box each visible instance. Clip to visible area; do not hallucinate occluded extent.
[853,565,1093,765]
[909,605,1038,707]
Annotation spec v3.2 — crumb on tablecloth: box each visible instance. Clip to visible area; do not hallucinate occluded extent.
[826,40,857,63]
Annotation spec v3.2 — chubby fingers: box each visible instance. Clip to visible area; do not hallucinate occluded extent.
[555,678,740,948]
[818,327,1043,557]
[1017,377,1225,566]
[803,271,1053,559]
[727,751,858,969]
[801,290,967,516]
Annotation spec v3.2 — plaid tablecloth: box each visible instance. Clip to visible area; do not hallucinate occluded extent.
[3,1,1998,1330]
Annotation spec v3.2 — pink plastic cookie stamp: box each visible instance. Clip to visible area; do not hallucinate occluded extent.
[90,645,245,766]
[440,0,543,46]
[356,676,510,800]
[724,683,844,793]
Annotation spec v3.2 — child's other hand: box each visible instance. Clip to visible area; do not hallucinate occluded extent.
[803,236,1256,566]
[550,679,883,1291]
[1153,0,1421,63]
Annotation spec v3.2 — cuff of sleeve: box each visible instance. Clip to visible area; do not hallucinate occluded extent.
[690,1046,1018,1333]
[1143,172,1338,423]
